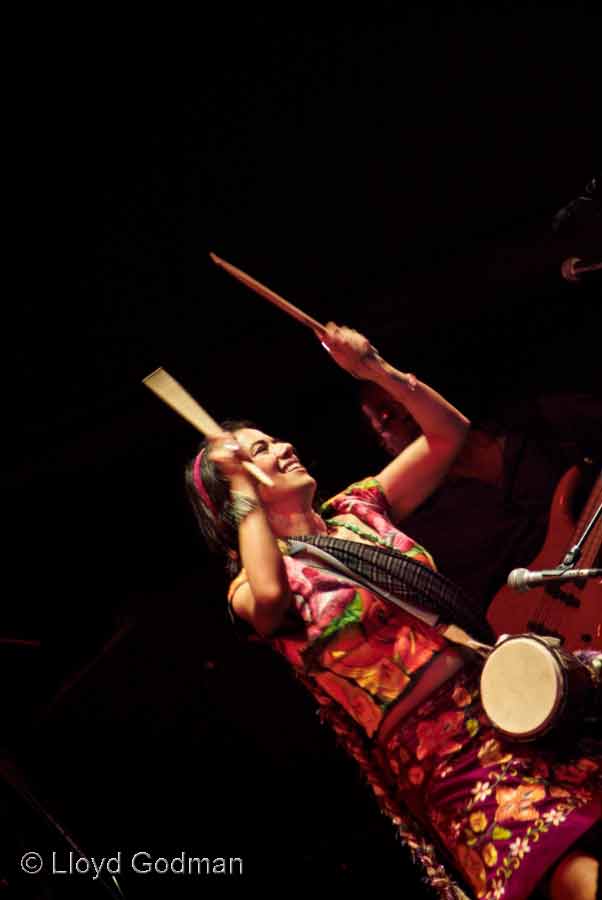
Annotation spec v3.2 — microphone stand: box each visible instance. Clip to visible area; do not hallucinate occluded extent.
[559,501,602,570]
[0,753,125,898]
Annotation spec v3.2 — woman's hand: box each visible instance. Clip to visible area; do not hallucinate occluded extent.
[207,433,250,482]
[317,322,383,380]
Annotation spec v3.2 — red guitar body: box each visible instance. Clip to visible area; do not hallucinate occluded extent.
[487,465,602,650]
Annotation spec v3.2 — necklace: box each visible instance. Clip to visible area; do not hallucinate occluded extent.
[326,518,391,547]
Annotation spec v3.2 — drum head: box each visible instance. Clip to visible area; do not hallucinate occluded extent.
[480,636,564,739]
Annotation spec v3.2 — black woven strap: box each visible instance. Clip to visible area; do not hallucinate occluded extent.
[290,535,494,643]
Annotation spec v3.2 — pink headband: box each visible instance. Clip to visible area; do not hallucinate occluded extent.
[192,448,218,517]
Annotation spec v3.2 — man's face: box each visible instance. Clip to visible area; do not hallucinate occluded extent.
[361,387,421,456]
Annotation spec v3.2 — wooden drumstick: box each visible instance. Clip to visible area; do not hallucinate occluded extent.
[142,367,274,487]
[209,252,384,374]
[209,252,327,337]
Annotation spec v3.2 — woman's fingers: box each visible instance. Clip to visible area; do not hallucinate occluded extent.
[316,323,384,380]
[322,323,372,356]
[207,433,249,477]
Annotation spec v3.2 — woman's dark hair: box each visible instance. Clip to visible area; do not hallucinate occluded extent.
[185,419,258,580]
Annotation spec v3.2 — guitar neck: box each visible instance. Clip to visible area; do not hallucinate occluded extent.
[568,469,602,568]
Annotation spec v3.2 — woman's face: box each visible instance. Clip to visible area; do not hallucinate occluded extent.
[233,428,316,503]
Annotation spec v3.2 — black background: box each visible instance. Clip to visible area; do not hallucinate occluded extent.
[2,8,601,898]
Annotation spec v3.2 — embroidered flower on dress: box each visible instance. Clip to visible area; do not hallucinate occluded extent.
[469,811,488,833]
[477,737,512,768]
[452,684,472,707]
[553,758,598,785]
[486,877,505,900]
[495,784,546,823]
[472,780,493,803]
[416,710,465,760]
[543,808,567,827]
[482,843,498,868]
[549,786,570,799]
[508,836,530,859]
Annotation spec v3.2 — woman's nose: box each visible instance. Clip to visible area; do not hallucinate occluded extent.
[276,441,295,457]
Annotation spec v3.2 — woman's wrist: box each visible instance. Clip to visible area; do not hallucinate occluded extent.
[370,359,418,393]
[228,474,263,528]
[230,492,261,526]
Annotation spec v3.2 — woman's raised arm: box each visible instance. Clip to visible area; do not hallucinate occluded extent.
[318,323,470,518]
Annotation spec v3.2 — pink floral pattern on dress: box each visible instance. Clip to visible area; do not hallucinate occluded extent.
[322,477,435,568]
[230,480,448,738]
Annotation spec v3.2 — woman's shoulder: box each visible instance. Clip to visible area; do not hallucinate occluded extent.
[227,548,309,612]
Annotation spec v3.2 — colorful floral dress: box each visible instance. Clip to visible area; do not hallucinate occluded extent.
[228,478,601,899]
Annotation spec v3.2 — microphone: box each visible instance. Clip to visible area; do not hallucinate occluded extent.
[560,256,602,284]
[507,567,602,592]
[552,173,601,235]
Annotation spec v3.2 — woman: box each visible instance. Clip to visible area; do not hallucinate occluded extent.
[186,324,601,900]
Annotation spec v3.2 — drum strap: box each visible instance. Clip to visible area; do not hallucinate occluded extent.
[287,534,495,644]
